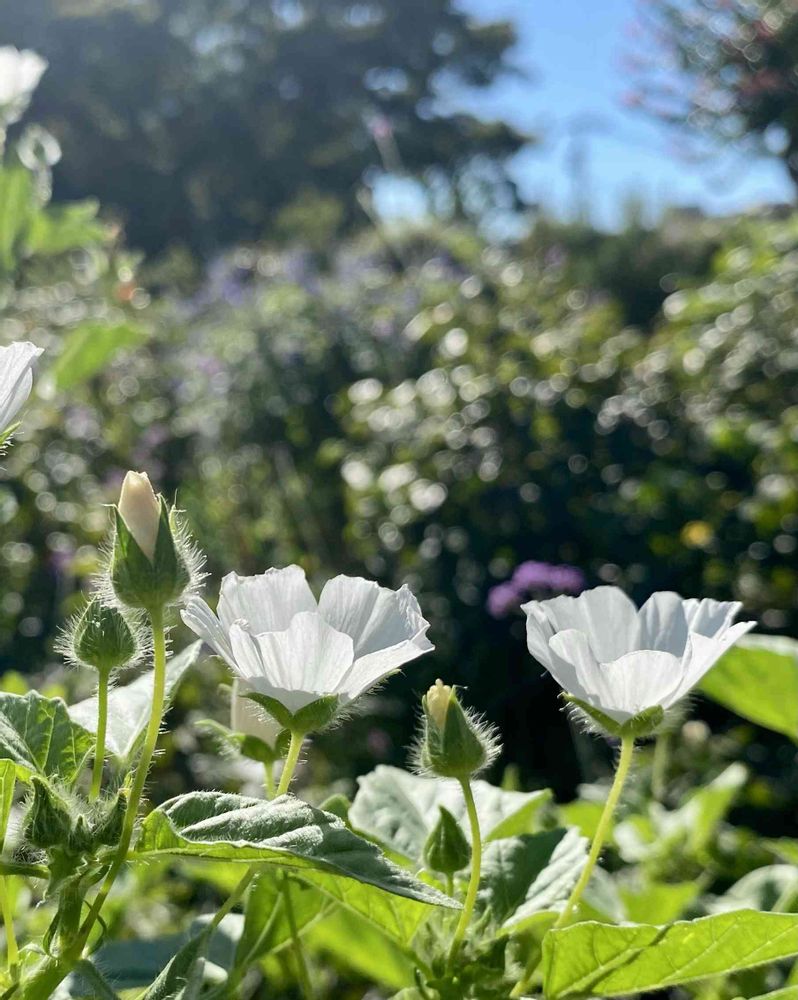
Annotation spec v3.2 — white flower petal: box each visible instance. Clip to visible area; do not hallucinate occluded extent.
[674,619,756,702]
[318,576,431,658]
[542,587,640,661]
[181,597,234,664]
[218,566,317,634]
[546,629,600,706]
[0,342,43,432]
[521,600,556,669]
[596,649,685,720]
[230,612,355,714]
[682,598,742,639]
[636,591,689,655]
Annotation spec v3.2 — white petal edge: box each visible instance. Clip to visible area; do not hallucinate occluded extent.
[181,597,235,665]
[541,587,640,662]
[673,620,757,702]
[217,566,317,634]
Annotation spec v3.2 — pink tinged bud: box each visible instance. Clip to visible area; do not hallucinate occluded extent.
[118,471,160,561]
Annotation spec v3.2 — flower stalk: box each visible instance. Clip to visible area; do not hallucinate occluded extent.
[0,877,18,980]
[554,734,635,928]
[276,731,305,797]
[446,777,482,968]
[89,671,110,802]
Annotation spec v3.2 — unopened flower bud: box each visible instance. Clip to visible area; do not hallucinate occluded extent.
[118,471,160,561]
[68,599,138,675]
[417,681,500,779]
[423,805,471,877]
[26,778,74,850]
[110,470,194,612]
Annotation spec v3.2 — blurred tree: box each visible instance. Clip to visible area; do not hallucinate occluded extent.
[2,0,526,255]
[629,0,798,191]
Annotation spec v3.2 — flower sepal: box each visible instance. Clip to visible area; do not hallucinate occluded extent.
[244,691,340,736]
[565,694,664,739]
[423,805,471,876]
[201,717,290,765]
[111,497,190,612]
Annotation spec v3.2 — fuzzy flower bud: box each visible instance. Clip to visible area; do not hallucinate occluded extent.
[416,680,500,780]
[66,599,138,675]
[110,470,197,612]
[423,805,471,877]
[118,471,160,561]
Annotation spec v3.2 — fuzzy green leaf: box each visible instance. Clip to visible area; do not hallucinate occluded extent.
[477,828,587,934]
[701,635,798,742]
[137,791,455,942]
[350,765,550,866]
[543,910,798,999]
[0,690,94,785]
[68,642,201,760]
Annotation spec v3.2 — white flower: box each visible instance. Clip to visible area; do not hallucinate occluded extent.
[230,678,282,745]
[0,47,47,129]
[118,471,160,561]
[182,566,433,717]
[522,586,755,724]
[0,341,43,433]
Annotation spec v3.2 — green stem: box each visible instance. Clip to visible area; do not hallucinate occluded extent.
[89,671,110,802]
[447,777,482,968]
[282,875,313,999]
[276,732,304,797]
[263,762,276,801]
[651,728,670,803]
[0,878,18,980]
[554,735,635,929]
[210,865,258,932]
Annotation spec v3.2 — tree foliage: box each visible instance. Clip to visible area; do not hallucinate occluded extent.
[2,0,525,255]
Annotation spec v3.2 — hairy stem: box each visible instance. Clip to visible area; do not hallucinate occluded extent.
[276,731,304,797]
[20,608,171,999]
[0,878,18,980]
[554,735,635,928]
[263,761,276,801]
[447,777,482,968]
[89,671,110,802]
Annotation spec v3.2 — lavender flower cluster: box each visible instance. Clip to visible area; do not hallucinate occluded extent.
[486,560,586,618]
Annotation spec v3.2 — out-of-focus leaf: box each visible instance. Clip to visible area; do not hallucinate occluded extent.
[708,865,798,914]
[701,636,798,742]
[235,871,324,969]
[138,931,208,1000]
[350,765,550,865]
[27,200,105,256]
[619,878,701,924]
[68,642,201,761]
[0,167,35,271]
[50,320,148,391]
[486,828,586,934]
[543,910,798,999]
[0,760,15,849]
[307,904,416,989]
[0,690,93,785]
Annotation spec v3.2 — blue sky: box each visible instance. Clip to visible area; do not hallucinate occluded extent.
[453,0,794,227]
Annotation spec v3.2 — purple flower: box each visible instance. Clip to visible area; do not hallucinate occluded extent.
[487,582,525,619]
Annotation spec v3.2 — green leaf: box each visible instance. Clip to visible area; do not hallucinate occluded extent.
[350,765,551,866]
[50,320,148,392]
[478,828,587,934]
[709,865,798,914]
[619,878,701,924]
[137,791,455,942]
[0,167,35,271]
[235,871,325,969]
[26,200,106,256]
[68,642,201,761]
[701,635,798,742]
[740,990,798,1000]
[543,910,798,999]
[0,690,94,785]
[139,931,208,1000]
[0,760,15,851]
[307,905,416,989]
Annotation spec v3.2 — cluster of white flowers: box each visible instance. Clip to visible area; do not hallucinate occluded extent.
[1,337,759,741]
